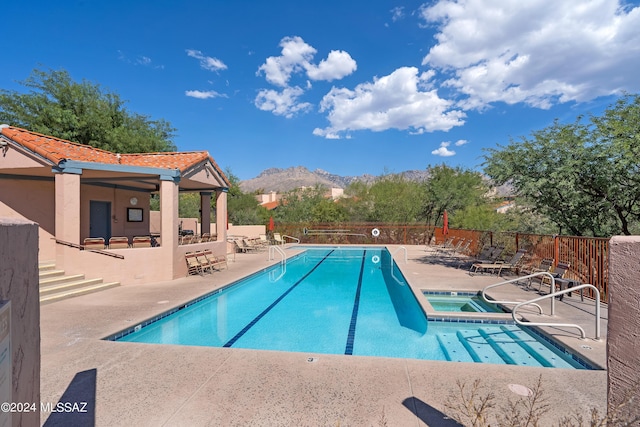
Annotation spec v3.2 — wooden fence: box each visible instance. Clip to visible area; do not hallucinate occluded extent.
[274,223,610,302]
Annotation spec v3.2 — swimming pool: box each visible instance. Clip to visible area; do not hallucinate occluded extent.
[111,247,590,369]
[425,292,505,313]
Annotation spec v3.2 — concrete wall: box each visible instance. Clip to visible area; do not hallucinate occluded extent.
[607,236,640,421]
[80,185,150,242]
[0,218,40,427]
[0,178,56,260]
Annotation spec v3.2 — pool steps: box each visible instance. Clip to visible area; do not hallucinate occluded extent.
[435,326,577,368]
[38,260,120,305]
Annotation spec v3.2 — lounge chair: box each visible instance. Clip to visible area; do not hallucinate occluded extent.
[204,250,227,270]
[83,237,105,250]
[195,251,214,273]
[272,233,285,245]
[258,234,270,246]
[463,245,505,270]
[521,258,553,288]
[185,253,203,275]
[180,235,194,245]
[200,233,211,243]
[470,249,527,276]
[132,236,152,248]
[244,238,264,251]
[108,236,129,249]
[435,238,466,255]
[426,237,455,253]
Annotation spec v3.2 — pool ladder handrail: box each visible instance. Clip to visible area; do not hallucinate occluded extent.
[268,245,286,265]
[512,284,601,340]
[392,246,407,263]
[481,272,555,314]
[389,246,407,286]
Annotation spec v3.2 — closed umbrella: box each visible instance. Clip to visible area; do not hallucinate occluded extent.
[268,216,274,231]
[443,210,449,235]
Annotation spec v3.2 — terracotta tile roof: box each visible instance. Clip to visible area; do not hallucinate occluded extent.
[1,126,229,185]
[261,200,280,210]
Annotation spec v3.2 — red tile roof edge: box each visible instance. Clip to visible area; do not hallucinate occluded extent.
[1,125,230,186]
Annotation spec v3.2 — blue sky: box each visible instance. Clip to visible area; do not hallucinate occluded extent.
[2,0,640,180]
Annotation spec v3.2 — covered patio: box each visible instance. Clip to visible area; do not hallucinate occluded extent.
[0,125,230,284]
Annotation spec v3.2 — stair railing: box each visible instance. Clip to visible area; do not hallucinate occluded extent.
[480,272,555,314]
[512,284,601,340]
[53,238,124,259]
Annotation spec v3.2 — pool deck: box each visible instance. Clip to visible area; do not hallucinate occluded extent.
[40,245,608,426]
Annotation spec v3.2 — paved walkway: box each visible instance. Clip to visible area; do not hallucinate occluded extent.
[40,245,607,426]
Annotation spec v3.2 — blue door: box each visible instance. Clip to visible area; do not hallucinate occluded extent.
[89,201,111,240]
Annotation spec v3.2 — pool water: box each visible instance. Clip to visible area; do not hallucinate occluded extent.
[426,294,504,313]
[113,247,588,369]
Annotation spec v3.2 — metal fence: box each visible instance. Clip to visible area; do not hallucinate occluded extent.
[274,223,610,303]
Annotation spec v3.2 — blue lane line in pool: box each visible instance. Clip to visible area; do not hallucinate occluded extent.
[344,250,366,355]
[223,249,335,348]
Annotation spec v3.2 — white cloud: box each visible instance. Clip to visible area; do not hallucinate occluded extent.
[257,36,357,87]
[420,0,640,110]
[185,90,226,99]
[313,67,466,138]
[257,36,317,87]
[305,50,357,82]
[454,139,468,146]
[186,49,227,72]
[254,86,313,118]
[391,6,405,22]
[432,141,456,157]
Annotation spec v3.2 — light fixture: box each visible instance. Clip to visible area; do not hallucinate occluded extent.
[130,197,138,206]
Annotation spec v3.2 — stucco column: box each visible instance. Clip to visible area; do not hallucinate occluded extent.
[160,180,179,250]
[54,172,81,244]
[200,192,212,235]
[607,236,640,421]
[216,190,227,242]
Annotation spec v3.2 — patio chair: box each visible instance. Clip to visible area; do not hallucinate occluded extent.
[470,249,527,276]
[132,236,152,248]
[243,238,264,252]
[444,240,471,258]
[195,251,214,273]
[425,237,454,253]
[521,258,553,288]
[108,236,129,249]
[539,262,571,294]
[435,238,466,256]
[462,245,505,270]
[204,250,227,270]
[185,253,203,276]
[200,233,211,243]
[272,233,285,245]
[83,237,105,250]
[258,234,270,246]
[180,235,194,245]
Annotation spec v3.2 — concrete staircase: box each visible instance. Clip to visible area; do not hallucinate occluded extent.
[39,261,120,305]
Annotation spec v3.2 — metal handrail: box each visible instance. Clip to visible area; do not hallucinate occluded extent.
[512,284,601,340]
[53,238,124,259]
[282,235,300,244]
[480,272,554,314]
[268,245,286,265]
[392,246,407,263]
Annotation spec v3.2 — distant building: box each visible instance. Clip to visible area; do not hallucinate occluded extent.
[255,187,343,210]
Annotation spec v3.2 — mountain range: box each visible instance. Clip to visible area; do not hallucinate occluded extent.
[239,166,431,193]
